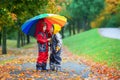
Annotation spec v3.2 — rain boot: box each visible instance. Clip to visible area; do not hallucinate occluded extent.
[55,64,61,72]
[42,63,47,71]
[36,63,43,71]
[50,63,55,71]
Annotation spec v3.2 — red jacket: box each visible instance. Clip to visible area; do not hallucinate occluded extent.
[35,19,49,52]
[36,32,48,44]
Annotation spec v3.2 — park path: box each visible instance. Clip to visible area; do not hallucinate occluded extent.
[0,45,119,80]
[0,44,96,80]
[98,28,120,40]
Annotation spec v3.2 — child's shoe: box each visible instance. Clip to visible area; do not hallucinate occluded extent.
[55,65,61,72]
[50,64,55,71]
[42,63,47,71]
[36,63,43,71]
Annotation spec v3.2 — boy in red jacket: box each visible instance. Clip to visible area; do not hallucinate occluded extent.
[36,20,50,71]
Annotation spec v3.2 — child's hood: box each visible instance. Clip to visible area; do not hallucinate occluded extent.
[35,19,45,36]
[53,24,61,34]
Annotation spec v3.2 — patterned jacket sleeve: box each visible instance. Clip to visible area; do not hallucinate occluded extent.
[36,33,48,44]
[55,33,62,48]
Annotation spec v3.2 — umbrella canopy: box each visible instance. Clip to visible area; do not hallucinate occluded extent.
[21,13,67,37]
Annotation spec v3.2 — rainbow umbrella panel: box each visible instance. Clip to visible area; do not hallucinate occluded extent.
[21,14,67,37]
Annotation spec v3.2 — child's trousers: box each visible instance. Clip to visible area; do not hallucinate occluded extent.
[49,49,62,66]
[36,52,48,70]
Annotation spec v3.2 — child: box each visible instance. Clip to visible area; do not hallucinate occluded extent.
[49,24,62,71]
[36,21,50,71]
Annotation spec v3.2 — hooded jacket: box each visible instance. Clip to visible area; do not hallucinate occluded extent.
[51,24,62,52]
[36,19,48,52]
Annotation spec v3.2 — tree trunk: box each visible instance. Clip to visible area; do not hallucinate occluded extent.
[87,21,91,30]
[72,24,76,35]
[23,34,25,45]
[77,20,80,33]
[21,32,24,46]
[0,32,1,46]
[83,16,91,31]
[61,27,65,38]
[27,35,30,44]
[83,16,87,31]
[2,26,7,54]
[17,30,21,48]
[85,21,91,30]
[69,25,71,36]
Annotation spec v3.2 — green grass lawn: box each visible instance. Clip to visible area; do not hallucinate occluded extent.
[63,29,120,69]
[7,38,36,49]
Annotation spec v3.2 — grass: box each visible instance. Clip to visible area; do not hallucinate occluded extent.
[7,39,17,48]
[21,38,36,49]
[7,38,36,49]
[63,29,120,69]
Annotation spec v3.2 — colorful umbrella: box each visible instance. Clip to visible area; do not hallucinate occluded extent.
[21,13,67,37]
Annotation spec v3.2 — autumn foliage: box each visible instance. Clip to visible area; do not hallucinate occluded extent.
[91,0,120,28]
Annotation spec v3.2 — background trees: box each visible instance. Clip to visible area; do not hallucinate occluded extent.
[1,0,120,54]
[59,0,104,36]
[0,0,59,54]
[0,8,14,54]
[91,0,120,28]
[60,0,120,37]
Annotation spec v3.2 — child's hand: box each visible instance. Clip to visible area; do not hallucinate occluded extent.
[47,38,51,41]
[56,46,60,52]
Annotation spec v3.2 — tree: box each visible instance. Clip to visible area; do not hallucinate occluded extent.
[11,0,49,47]
[106,12,120,27]
[67,0,105,31]
[2,26,7,54]
[0,8,13,54]
[1,0,49,46]
[0,29,1,46]
[0,23,1,46]
[104,1,120,28]
[56,0,73,36]
[91,0,120,28]
[0,0,62,54]
[0,0,49,54]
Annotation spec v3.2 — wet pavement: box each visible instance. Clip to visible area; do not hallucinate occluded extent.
[98,28,120,40]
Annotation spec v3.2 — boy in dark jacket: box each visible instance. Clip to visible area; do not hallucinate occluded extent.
[49,24,62,71]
